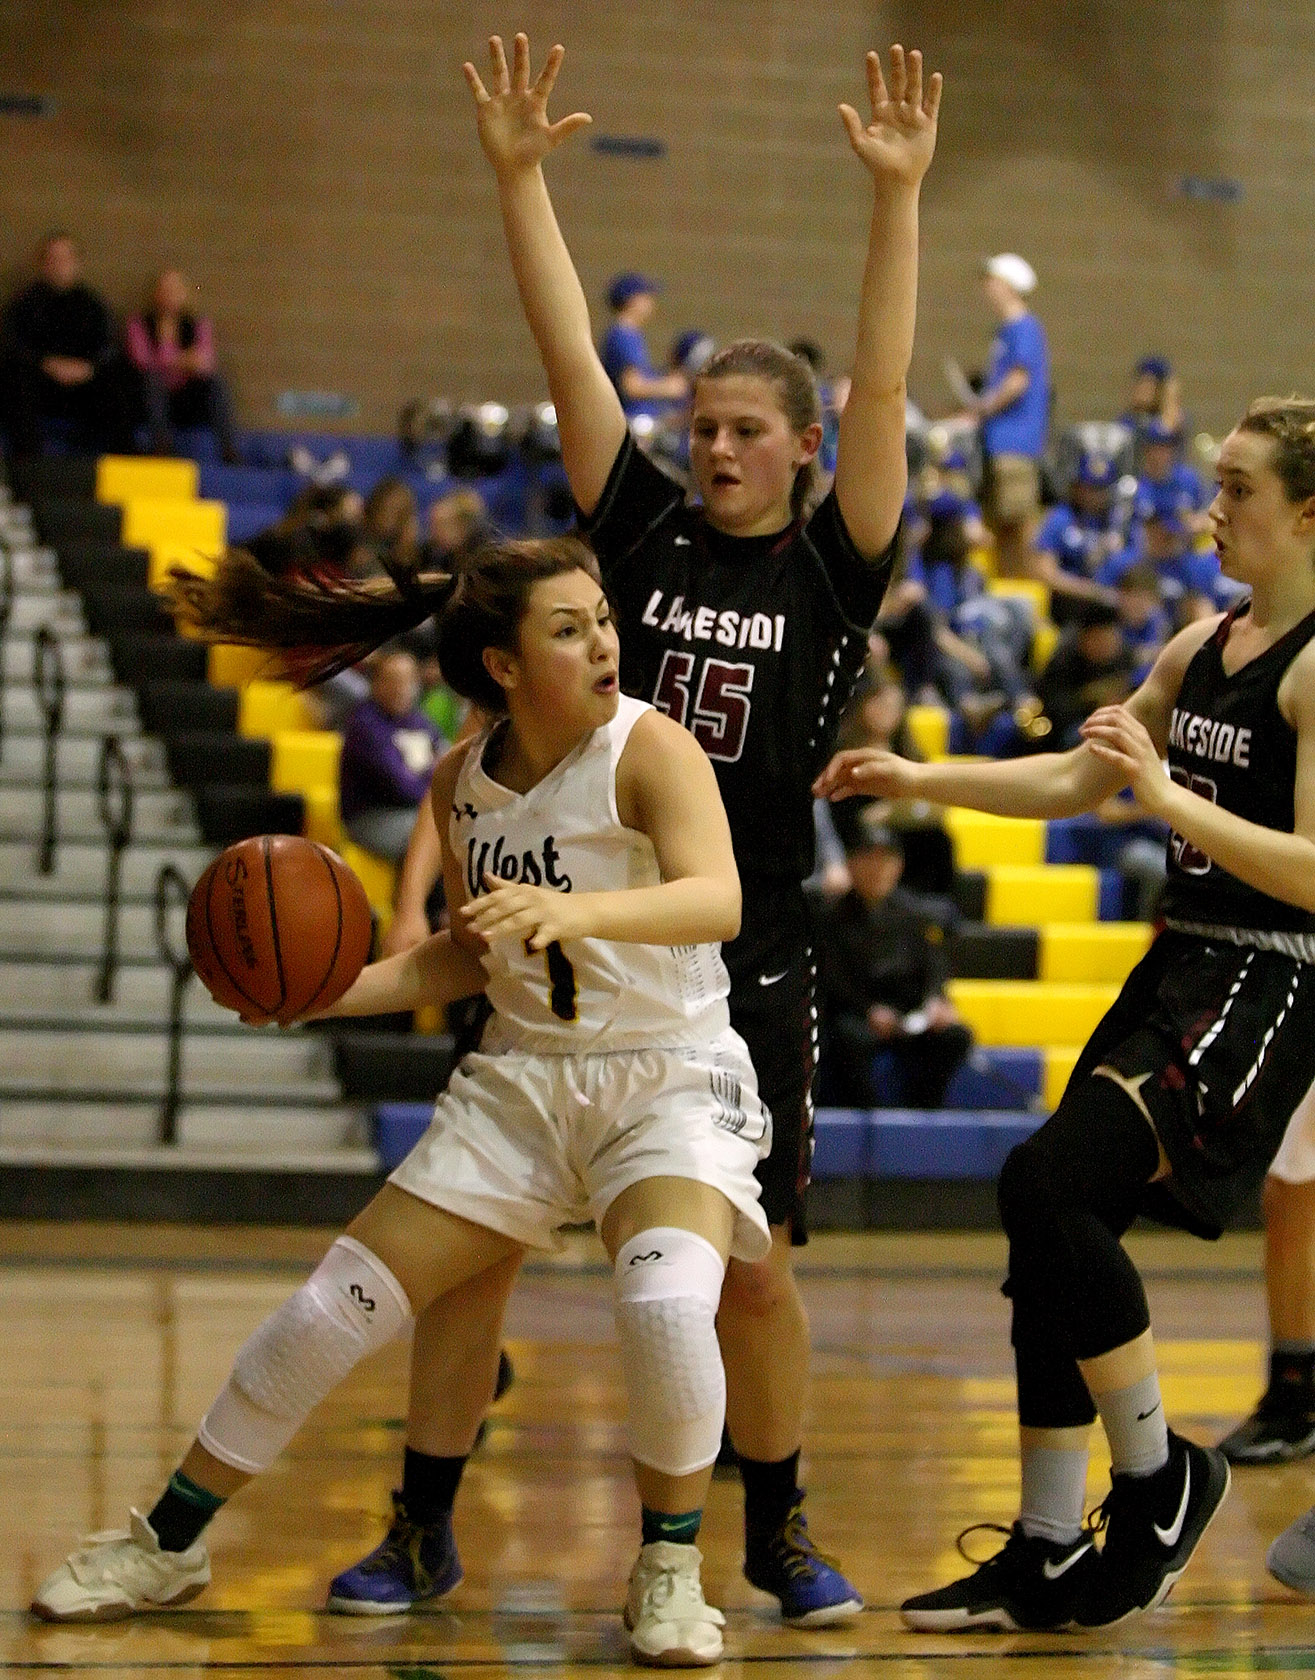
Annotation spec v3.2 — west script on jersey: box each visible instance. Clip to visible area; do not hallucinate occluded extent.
[463,831,572,898]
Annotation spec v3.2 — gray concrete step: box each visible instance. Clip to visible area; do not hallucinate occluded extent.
[0,1105,370,1154]
[3,685,139,737]
[0,960,245,1024]
[3,546,59,589]
[6,594,86,635]
[0,896,204,959]
[0,1025,334,1094]
[3,633,113,686]
[0,785,196,841]
[0,840,214,894]
[0,733,168,789]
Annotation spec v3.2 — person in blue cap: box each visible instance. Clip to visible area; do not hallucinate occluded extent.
[1133,418,1213,538]
[599,271,690,422]
[1031,452,1132,621]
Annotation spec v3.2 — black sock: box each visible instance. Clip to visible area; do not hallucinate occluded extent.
[740,1449,802,1539]
[641,1506,702,1546]
[148,1471,226,1553]
[1270,1348,1315,1400]
[401,1447,467,1527]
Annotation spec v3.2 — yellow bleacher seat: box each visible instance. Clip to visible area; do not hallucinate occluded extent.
[340,840,396,921]
[122,497,226,587]
[301,786,343,850]
[271,730,343,796]
[986,864,1099,924]
[1039,921,1152,984]
[947,980,1119,1047]
[905,704,950,760]
[945,808,1046,869]
[988,576,1050,619]
[208,644,274,688]
[96,455,199,505]
[238,680,317,739]
[1044,1046,1083,1109]
[970,542,997,578]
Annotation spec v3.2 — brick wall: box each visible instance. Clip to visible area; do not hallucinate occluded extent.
[2,0,1309,436]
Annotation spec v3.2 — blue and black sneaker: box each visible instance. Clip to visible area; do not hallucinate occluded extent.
[743,1499,863,1627]
[326,1492,462,1615]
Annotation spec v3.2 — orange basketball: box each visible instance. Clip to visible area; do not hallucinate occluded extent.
[186,835,373,1026]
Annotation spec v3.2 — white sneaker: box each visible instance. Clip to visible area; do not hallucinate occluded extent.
[32,1510,211,1622]
[1269,1505,1315,1595]
[624,1541,725,1667]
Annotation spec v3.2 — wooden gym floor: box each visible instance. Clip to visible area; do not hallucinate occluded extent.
[4,1220,1315,1677]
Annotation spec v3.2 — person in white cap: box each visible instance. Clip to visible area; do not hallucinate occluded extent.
[964,251,1050,577]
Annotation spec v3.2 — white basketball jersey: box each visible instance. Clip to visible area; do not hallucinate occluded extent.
[450,695,731,1053]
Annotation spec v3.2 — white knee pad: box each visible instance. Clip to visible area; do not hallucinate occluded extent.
[614,1227,726,1477]
[198,1236,411,1474]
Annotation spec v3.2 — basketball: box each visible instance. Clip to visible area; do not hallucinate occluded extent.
[186,835,373,1027]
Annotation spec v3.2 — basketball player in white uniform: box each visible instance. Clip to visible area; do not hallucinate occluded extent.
[33,537,771,1668]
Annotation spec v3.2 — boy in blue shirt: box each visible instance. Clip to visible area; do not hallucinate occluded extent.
[598,272,688,422]
[1133,418,1212,536]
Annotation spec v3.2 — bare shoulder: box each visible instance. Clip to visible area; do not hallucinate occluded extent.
[616,707,717,826]
[1280,636,1315,730]
[429,735,479,814]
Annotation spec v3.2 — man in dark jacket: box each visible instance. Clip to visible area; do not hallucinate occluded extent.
[817,809,972,1108]
[0,232,132,458]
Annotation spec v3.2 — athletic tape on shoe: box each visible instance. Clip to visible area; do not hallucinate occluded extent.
[199,1236,411,1473]
[614,1227,726,1477]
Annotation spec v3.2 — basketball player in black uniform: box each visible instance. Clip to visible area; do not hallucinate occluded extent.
[818,396,1315,1632]
[324,32,942,1624]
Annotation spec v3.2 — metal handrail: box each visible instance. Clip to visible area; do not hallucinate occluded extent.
[94,735,134,1004]
[153,863,194,1145]
[32,624,65,874]
[0,546,13,762]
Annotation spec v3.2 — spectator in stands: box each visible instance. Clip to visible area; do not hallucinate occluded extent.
[1100,511,1234,622]
[1034,597,1134,749]
[125,268,239,462]
[422,487,494,567]
[788,338,849,474]
[1120,355,1185,467]
[963,252,1050,577]
[1031,451,1129,622]
[353,476,420,579]
[1132,418,1212,537]
[0,231,133,459]
[816,810,971,1109]
[1114,561,1172,681]
[246,483,364,577]
[598,272,688,422]
[339,646,446,864]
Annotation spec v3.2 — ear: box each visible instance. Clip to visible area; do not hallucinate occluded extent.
[794,421,824,468]
[482,645,518,695]
[1297,495,1315,537]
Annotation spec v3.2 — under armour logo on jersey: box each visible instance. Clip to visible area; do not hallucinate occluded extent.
[452,802,479,821]
[348,1284,376,1313]
[674,535,691,546]
[627,1251,664,1265]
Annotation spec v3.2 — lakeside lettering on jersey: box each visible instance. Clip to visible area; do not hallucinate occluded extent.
[465,832,573,897]
[1169,707,1252,768]
[641,589,786,653]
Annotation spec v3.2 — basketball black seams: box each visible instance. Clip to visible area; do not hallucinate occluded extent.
[205,855,266,1013]
[300,842,348,1015]
[262,836,289,1012]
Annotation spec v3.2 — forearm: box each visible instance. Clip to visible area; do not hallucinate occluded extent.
[906,748,1113,820]
[394,796,444,923]
[497,167,598,397]
[1158,786,1315,914]
[576,877,741,946]
[848,183,919,400]
[313,931,486,1019]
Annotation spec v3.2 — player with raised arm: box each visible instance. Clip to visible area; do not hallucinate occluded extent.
[323,31,941,1628]
[817,397,1315,1631]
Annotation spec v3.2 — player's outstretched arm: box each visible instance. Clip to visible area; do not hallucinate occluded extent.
[460,713,741,950]
[310,931,488,1019]
[463,32,625,515]
[832,45,942,559]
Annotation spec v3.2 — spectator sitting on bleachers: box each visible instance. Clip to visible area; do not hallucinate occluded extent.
[1030,451,1129,622]
[598,272,688,423]
[1119,354,1185,468]
[1132,417,1212,537]
[1033,597,1134,749]
[339,645,446,865]
[246,483,364,577]
[352,476,420,580]
[0,231,134,459]
[125,267,238,462]
[815,810,972,1109]
[421,487,493,567]
[1099,510,1236,622]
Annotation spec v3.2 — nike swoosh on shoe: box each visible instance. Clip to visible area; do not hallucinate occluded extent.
[1041,1542,1092,1581]
[1153,1459,1191,1548]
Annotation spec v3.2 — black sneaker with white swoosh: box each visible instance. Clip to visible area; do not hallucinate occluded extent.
[899,1522,1100,1631]
[1071,1430,1230,1629]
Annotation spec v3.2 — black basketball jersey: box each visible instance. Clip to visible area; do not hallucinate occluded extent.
[1161,600,1315,940]
[580,434,896,880]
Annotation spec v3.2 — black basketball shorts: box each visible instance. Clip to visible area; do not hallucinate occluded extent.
[1064,929,1315,1237]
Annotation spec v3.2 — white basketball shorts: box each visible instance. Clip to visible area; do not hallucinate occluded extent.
[388,1027,773,1262]
[1269,1076,1315,1185]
